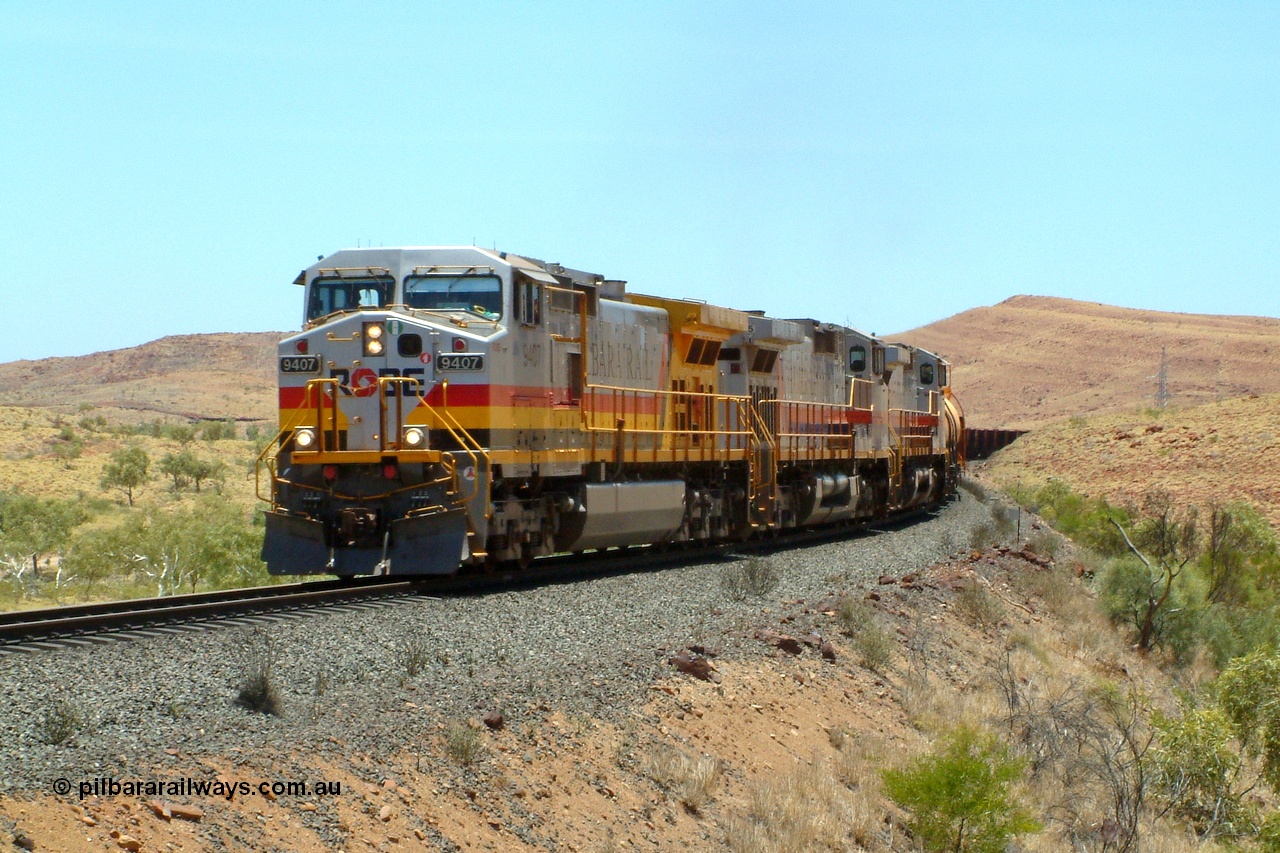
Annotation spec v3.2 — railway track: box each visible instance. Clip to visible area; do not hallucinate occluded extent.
[0,576,421,648]
[0,505,942,651]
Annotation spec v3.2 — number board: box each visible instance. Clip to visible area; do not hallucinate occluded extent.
[437,354,484,372]
[280,355,321,374]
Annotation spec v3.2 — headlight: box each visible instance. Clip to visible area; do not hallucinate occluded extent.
[363,322,385,357]
[403,427,425,448]
[294,428,317,449]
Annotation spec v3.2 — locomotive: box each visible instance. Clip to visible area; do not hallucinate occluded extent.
[258,246,965,575]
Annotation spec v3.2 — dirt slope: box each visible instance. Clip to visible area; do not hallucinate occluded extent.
[894,295,1280,430]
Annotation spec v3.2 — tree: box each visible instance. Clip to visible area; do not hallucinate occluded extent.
[158,451,226,493]
[159,451,195,490]
[139,500,265,594]
[200,419,237,441]
[188,457,226,493]
[61,521,146,600]
[0,492,90,581]
[60,499,267,597]
[881,726,1040,852]
[164,423,196,445]
[1203,502,1276,606]
[1108,491,1200,652]
[100,446,150,506]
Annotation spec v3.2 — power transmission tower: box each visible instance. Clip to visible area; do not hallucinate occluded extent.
[1154,346,1171,409]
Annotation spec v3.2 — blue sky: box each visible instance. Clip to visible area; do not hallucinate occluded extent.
[2,2,1277,364]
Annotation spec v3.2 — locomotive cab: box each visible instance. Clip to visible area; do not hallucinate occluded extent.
[265,248,519,575]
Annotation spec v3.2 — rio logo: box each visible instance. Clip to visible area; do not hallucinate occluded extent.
[329,367,427,397]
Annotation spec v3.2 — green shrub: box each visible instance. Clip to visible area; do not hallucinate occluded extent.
[1152,703,1253,837]
[1194,606,1280,669]
[881,726,1040,852]
[1217,649,1280,790]
[1257,812,1280,852]
[1020,480,1129,558]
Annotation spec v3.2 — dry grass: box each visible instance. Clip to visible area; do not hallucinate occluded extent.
[726,761,877,852]
[34,697,83,745]
[952,579,1004,629]
[899,673,953,734]
[836,596,896,673]
[443,720,484,766]
[720,557,782,602]
[642,744,722,814]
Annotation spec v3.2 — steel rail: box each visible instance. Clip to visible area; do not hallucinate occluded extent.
[0,577,416,646]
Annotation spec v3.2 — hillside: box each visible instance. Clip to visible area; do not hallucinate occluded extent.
[0,332,285,424]
[894,295,1280,429]
[981,391,1280,529]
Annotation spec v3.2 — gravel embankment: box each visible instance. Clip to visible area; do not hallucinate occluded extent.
[0,492,990,795]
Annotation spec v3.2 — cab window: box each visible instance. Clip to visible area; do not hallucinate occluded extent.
[921,363,935,385]
[307,276,392,322]
[405,274,503,320]
[849,345,866,373]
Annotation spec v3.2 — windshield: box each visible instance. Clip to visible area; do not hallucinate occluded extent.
[307,276,392,322]
[404,274,503,319]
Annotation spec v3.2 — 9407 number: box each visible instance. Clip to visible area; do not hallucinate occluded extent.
[437,354,484,371]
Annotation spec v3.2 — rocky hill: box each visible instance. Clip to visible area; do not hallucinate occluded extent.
[0,332,285,423]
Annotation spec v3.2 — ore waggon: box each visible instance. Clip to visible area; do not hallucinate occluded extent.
[258,247,965,575]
